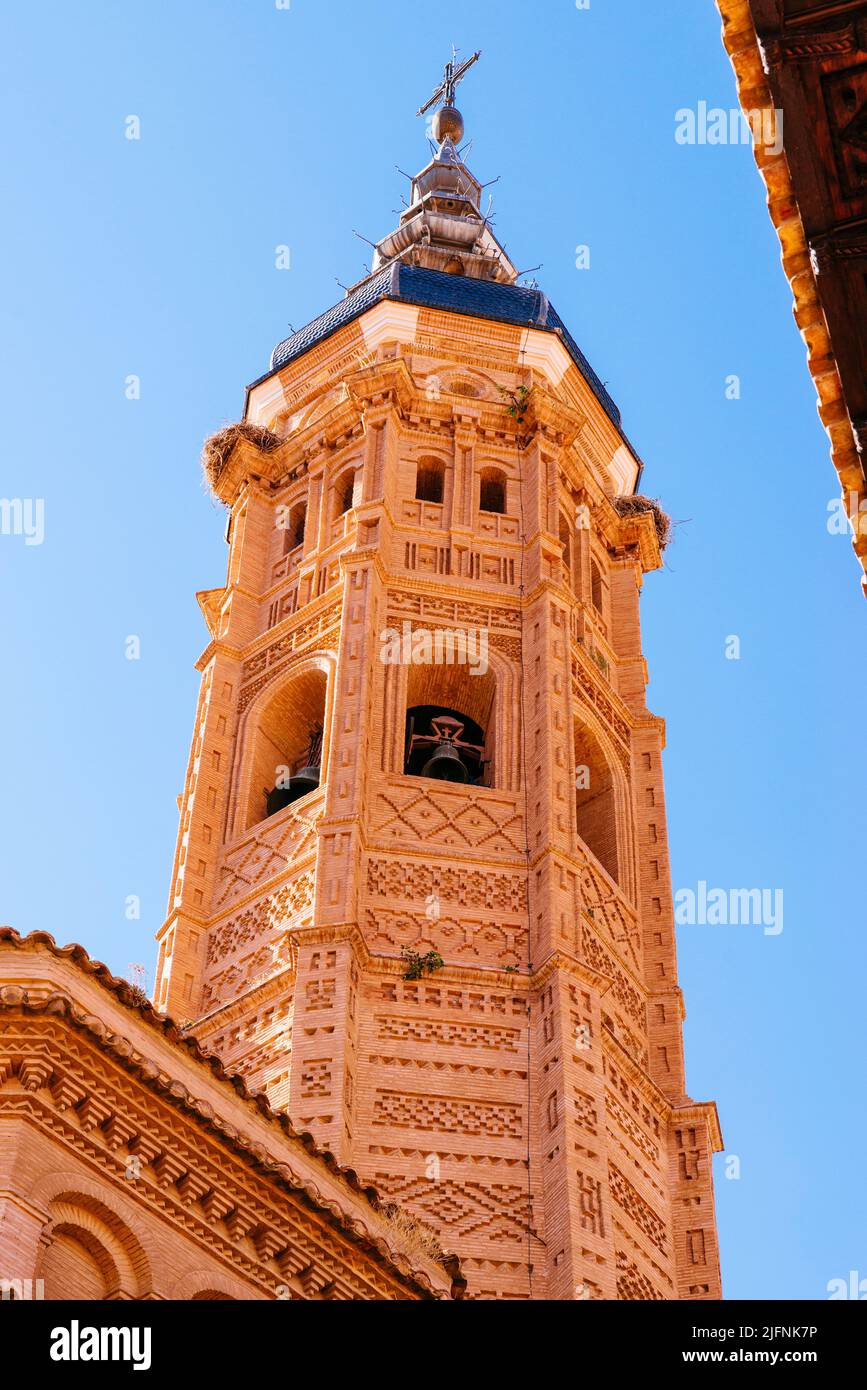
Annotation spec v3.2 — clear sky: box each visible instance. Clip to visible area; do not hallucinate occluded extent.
[2,0,864,1302]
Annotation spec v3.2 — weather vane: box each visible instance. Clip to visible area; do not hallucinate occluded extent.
[416,46,481,144]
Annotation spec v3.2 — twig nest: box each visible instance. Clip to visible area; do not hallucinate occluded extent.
[201,422,283,492]
[613,494,672,550]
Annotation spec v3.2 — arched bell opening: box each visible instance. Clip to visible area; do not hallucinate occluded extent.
[479,465,507,515]
[415,456,445,504]
[246,669,327,827]
[282,499,306,553]
[573,721,619,885]
[403,660,497,787]
[334,467,358,518]
[590,557,604,616]
[559,510,573,590]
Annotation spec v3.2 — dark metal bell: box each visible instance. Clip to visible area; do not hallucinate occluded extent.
[421,741,468,783]
[289,764,321,797]
[266,764,321,817]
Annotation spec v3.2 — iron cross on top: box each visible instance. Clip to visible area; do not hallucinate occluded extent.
[416,47,481,117]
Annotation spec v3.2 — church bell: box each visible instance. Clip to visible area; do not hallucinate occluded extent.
[266,764,321,817]
[421,741,469,783]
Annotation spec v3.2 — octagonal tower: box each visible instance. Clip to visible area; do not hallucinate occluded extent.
[154,96,722,1302]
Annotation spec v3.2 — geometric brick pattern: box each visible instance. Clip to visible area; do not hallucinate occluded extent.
[152,128,723,1299]
[372,1091,523,1139]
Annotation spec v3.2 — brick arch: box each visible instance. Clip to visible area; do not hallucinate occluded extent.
[413,454,446,504]
[474,452,517,477]
[292,383,349,432]
[475,456,516,520]
[331,458,362,519]
[40,1222,117,1300]
[381,639,522,792]
[34,1189,153,1301]
[169,1269,256,1301]
[406,445,454,516]
[230,651,338,839]
[571,701,636,902]
[28,1171,154,1291]
[278,495,307,556]
[407,444,450,466]
[558,509,575,593]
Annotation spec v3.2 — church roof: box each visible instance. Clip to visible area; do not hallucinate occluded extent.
[266,263,623,429]
[0,926,464,1299]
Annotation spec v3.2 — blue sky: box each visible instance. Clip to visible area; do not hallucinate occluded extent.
[2,0,864,1301]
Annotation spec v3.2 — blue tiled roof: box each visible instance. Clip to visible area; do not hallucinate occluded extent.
[269,265,395,375]
[266,263,622,430]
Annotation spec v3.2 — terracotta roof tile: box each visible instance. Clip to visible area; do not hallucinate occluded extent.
[0,926,464,1299]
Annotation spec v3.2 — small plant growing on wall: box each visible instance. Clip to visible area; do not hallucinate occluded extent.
[499,383,533,421]
[577,635,609,678]
[401,946,444,981]
[590,645,609,676]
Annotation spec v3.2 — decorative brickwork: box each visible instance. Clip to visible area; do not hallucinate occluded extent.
[0,933,460,1301]
[148,112,722,1301]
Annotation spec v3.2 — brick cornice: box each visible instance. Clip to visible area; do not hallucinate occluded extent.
[0,930,463,1299]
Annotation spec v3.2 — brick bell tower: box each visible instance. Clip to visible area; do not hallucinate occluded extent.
[154,58,722,1301]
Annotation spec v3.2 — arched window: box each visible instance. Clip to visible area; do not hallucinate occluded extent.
[590,558,604,615]
[403,661,497,788]
[559,512,572,583]
[246,669,327,827]
[415,459,444,504]
[283,500,306,553]
[335,470,357,518]
[479,467,507,515]
[574,723,619,884]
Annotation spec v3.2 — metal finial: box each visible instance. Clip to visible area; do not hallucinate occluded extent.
[416,48,481,144]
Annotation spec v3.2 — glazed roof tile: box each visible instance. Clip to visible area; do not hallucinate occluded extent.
[267,264,622,429]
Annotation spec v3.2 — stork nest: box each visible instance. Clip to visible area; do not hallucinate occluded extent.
[613,494,672,550]
[201,422,283,492]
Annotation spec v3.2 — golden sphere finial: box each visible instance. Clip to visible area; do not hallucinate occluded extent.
[433,105,464,144]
